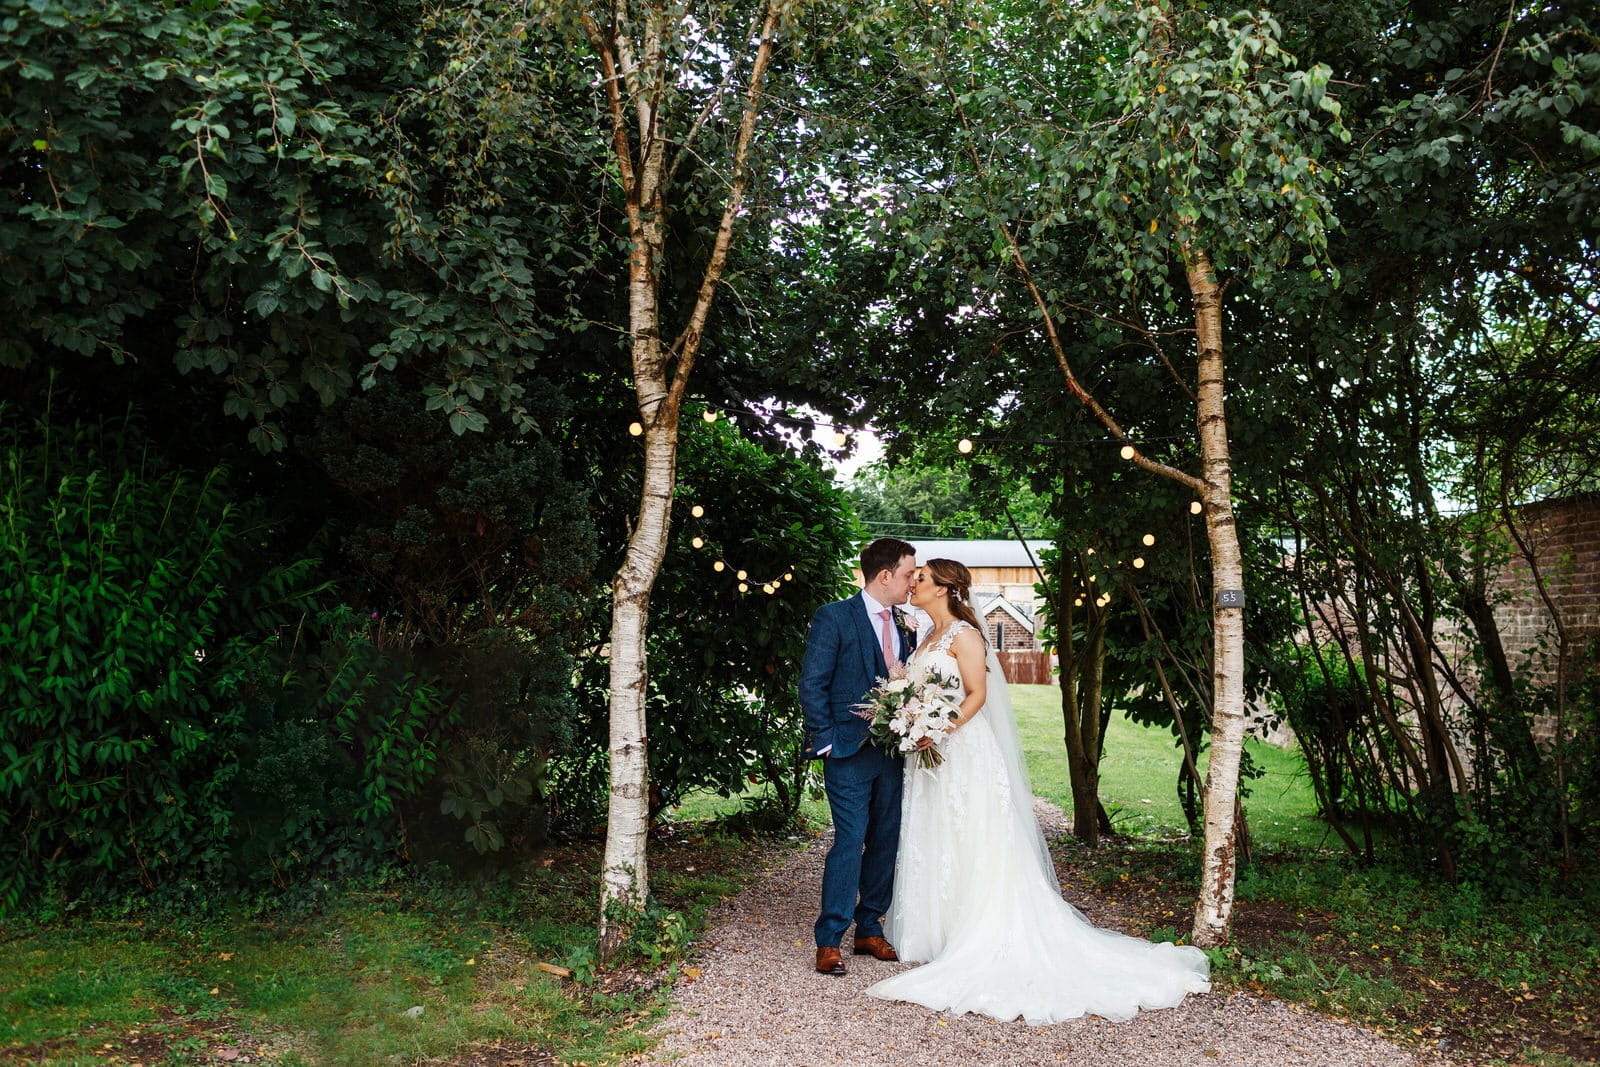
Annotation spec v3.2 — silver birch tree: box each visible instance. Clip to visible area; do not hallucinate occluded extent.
[913,0,1347,945]
[560,0,789,956]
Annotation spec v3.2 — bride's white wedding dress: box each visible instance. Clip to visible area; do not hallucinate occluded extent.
[865,621,1211,1024]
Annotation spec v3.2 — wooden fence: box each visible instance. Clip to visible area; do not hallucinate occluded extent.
[997,650,1055,686]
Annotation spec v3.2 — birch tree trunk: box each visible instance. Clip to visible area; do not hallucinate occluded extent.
[1184,246,1249,948]
[992,223,1252,946]
[580,0,786,960]
[929,0,1343,950]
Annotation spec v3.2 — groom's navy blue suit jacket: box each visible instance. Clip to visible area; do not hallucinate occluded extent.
[799,593,915,760]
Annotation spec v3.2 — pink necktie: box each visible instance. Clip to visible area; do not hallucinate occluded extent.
[879,609,899,669]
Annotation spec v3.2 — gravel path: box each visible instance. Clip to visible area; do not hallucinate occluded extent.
[647,801,1446,1067]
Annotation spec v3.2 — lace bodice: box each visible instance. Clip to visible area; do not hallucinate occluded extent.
[911,619,975,671]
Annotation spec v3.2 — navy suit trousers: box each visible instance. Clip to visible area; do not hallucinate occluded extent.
[815,743,903,947]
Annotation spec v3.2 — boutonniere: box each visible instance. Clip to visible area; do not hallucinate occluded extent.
[892,607,918,642]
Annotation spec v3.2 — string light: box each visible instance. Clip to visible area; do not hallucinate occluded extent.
[1120,444,1135,460]
[958,438,974,454]
[832,430,849,448]
[681,498,793,594]
[1190,501,1203,514]
[1133,557,1146,569]
[703,409,718,423]
[1143,533,1156,546]
[629,421,644,436]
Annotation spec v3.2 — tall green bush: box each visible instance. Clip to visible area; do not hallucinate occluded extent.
[0,414,442,911]
[305,379,599,857]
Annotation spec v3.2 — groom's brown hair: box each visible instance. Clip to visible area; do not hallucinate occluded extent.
[860,537,915,584]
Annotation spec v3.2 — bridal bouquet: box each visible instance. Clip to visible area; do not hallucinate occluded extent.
[854,663,962,769]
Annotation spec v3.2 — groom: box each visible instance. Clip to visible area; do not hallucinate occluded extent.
[799,537,919,976]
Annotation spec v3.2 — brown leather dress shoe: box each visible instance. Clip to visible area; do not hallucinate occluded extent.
[852,935,899,961]
[815,946,847,975]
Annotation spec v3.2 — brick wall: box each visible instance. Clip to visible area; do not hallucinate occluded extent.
[1491,493,1600,686]
[1483,494,1600,743]
[983,610,1036,653]
[1300,493,1599,750]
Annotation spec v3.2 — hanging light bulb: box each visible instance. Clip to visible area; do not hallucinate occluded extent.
[713,561,725,572]
[1074,598,1084,607]
[1133,557,1146,569]
[737,569,748,580]
[763,583,775,594]
[691,504,704,518]
[784,572,794,581]
[1120,444,1135,460]
[832,430,848,448]
[1190,500,1203,514]
[1143,533,1155,546]
[628,421,644,437]
[692,536,704,549]
[739,582,749,592]
[958,438,973,454]
[1086,548,1096,556]
[703,409,718,422]
[1088,573,1097,583]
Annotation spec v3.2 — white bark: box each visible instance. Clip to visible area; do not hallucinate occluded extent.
[583,0,785,959]
[1185,246,1247,949]
[601,421,675,954]
[996,222,1251,945]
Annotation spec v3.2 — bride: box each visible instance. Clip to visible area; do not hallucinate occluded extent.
[864,558,1211,1024]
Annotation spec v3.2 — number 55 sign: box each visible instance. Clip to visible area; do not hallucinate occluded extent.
[1216,589,1246,609]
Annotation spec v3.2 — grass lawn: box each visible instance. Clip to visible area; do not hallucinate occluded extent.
[0,831,767,1067]
[1009,684,1327,847]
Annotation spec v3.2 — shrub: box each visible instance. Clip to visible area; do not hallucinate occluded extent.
[0,412,443,911]
[305,379,599,858]
[0,413,289,907]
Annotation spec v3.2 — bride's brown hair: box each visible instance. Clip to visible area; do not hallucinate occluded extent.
[923,558,985,642]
